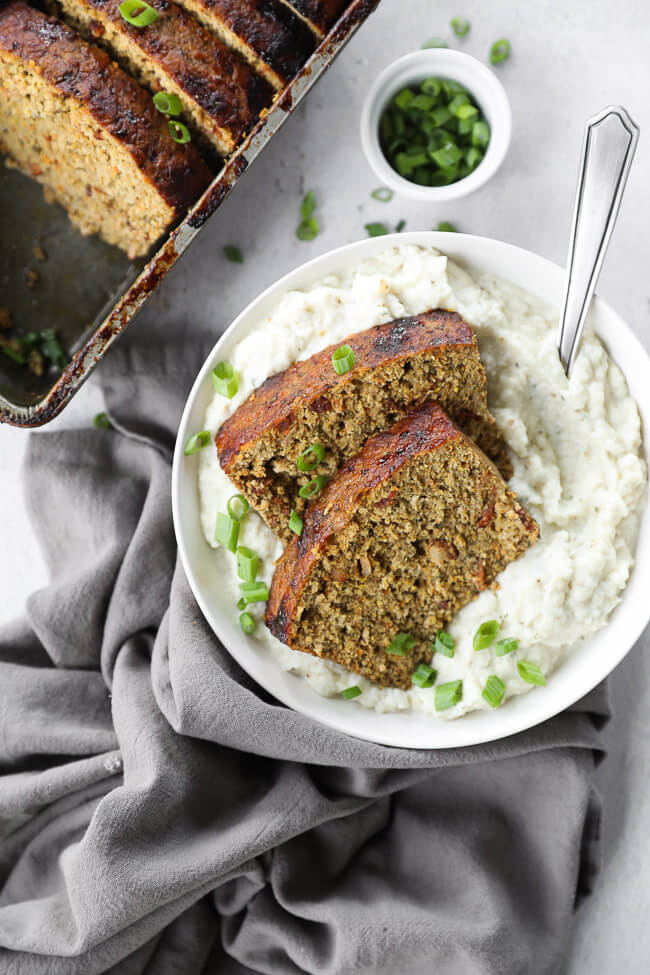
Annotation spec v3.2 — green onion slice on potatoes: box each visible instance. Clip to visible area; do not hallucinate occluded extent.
[184,430,211,455]
[435,679,463,711]
[227,494,249,520]
[482,675,506,708]
[434,630,455,657]
[411,663,437,688]
[236,546,259,583]
[239,611,256,635]
[212,362,238,398]
[215,513,239,552]
[239,581,269,605]
[517,660,547,686]
[473,619,500,651]
[341,685,362,700]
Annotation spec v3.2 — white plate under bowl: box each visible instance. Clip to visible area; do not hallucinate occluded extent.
[172,232,650,750]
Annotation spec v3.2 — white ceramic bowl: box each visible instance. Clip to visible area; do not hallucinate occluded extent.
[172,232,650,750]
[360,49,512,202]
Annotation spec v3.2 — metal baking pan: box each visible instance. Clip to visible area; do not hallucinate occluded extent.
[0,0,381,427]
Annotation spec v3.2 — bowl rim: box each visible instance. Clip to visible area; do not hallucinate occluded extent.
[360,49,512,202]
[172,231,650,750]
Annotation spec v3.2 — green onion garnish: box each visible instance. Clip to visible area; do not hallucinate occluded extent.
[341,685,362,700]
[184,430,210,454]
[1,345,25,365]
[153,91,182,116]
[297,218,319,241]
[212,362,238,398]
[434,630,455,657]
[298,475,328,500]
[473,620,500,651]
[239,611,256,635]
[301,190,316,219]
[169,120,191,143]
[332,344,355,375]
[239,581,269,605]
[236,546,259,583]
[517,660,547,686]
[214,512,239,552]
[495,638,518,656]
[436,222,457,233]
[40,328,67,367]
[422,37,448,48]
[411,663,437,688]
[365,222,389,237]
[118,0,159,27]
[482,675,506,708]
[288,510,303,536]
[237,596,247,611]
[472,121,490,147]
[395,219,406,232]
[489,38,511,64]
[387,632,415,656]
[224,245,243,263]
[227,494,249,520]
[371,187,393,202]
[435,679,463,711]
[450,16,470,37]
[94,412,112,429]
[297,443,325,471]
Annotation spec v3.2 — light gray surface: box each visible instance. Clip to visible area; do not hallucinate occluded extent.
[0,0,649,969]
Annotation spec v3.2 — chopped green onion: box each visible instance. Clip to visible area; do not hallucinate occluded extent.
[301,190,316,220]
[168,120,191,143]
[1,345,25,365]
[482,675,506,708]
[40,328,67,367]
[94,412,112,430]
[434,630,455,657]
[435,679,463,711]
[456,103,478,121]
[489,38,511,64]
[298,475,328,500]
[436,221,457,232]
[395,219,406,232]
[237,596,247,611]
[332,344,355,374]
[288,510,303,536]
[239,611,256,635]
[341,685,362,700]
[153,91,182,116]
[431,141,463,168]
[371,187,393,202]
[473,620,500,651]
[466,147,483,170]
[412,663,437,688]
[422,37,447,48]
[224,245,244,263]
[517,660,547,686]
[365,222,389,237]
[472,120,490,147]
[239,581,269,604]
[387,632,415,656]
[393,88,414,110]
[297,443,325,472]
[212,361,238,398]
[297,217,319,241]
[236,546,259,582]
[450,16,470,37]
[215,512,239,552]
[227,494,249,520]
[495,638,518,656]
[118,0,159,27]
[184,430,210,454]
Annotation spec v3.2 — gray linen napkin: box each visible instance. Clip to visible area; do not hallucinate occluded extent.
[0,338,609,975]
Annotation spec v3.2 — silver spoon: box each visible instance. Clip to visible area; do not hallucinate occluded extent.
[557,105,639,377]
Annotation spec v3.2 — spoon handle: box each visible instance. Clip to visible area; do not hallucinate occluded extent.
[557,105,639,377]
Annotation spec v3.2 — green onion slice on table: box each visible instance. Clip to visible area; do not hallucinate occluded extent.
[214,512,239,552]
[224,245,244,263]
[153,91,182,116]
[422,37,447,48]
[184,430,210,455]
[298,475,328,500]
[297,218,319,241]
[435,679,463,711]
[94,412,112,430]
[371,187,393,202]
[482,675,506,708]
[411,663,437,688]
[297,443,325,471]
[490,38,511,64]
[332,344,355,374]
[118,0,159,27]
[436,222,457,233]
[473,620,500,650]
[450,17,470,37]
[387,632,415,656]
[365,223,389,237]
[212,362,238,398]
[236,546,259,583]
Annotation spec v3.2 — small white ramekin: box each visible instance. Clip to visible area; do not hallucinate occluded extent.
[360,48,512,202]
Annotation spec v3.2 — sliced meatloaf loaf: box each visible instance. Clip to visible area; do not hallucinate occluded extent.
[51,0,273,156]
[0,1,211,258]
[172,0,315,90]
[266,400,538,689]
[217,309,512,542]
[275,0,348,37]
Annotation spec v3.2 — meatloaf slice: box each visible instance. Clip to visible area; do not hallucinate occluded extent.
[266,401,538,689]
[275,0,348,37]
[172,0,315,91]
[0,1,211,258]
[217,309,513,543]
[51,0,273,156]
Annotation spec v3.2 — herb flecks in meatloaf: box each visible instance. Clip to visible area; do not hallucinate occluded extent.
[0,1,211,258]
[216,309,513,543]
[266,400,538,689]
[51,0,273,156]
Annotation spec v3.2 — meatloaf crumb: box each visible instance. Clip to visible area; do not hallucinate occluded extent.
[266,400,539,689]
[0,1,211,258]
[217,309,513,542]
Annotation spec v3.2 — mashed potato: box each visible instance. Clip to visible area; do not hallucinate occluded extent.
[198,246,646,719]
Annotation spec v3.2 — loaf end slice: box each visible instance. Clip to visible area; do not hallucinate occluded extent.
[266,400,538,689]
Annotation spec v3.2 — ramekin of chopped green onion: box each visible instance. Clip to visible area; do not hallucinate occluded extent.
[360,49,511,201]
